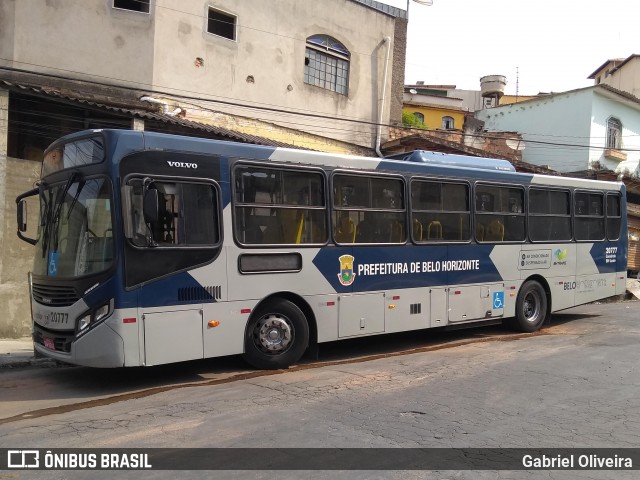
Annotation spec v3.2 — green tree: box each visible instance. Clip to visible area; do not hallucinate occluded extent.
[402,111,425,129]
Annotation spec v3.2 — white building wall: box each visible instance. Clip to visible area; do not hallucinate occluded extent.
[591,90,640,175]
[476,89,593,172]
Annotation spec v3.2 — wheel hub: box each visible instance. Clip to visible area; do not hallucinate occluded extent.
[256,315,293,354]
[524,293,539,321]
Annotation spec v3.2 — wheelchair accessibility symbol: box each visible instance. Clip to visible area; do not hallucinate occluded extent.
[493,291,504,309]
[48,252,58,277]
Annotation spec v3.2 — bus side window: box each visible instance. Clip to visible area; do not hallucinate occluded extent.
[234,165,327,245]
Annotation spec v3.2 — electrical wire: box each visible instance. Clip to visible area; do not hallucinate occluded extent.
[2,65,640,153]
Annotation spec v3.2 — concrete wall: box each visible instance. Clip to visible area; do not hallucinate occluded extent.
[476,89,594,172]
[2,0,156,87]
[150,0,398,148]
[0,0,16,67]
[1,0,401,149]
[0,157,40,338]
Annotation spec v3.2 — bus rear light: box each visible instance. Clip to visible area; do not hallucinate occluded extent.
[392,295,400,300]
[123,318,136,324]
[509,286,516,290]
[510,293,516,297]
[240,309,251,314]
[208,320,220,327]
[326,301,335,306]
[454,291,461,295]
[388,304,396,309]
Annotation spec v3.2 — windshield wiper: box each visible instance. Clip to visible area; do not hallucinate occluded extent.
[49,171,82,253]
[66,178,86,221]
[39,182,53,258]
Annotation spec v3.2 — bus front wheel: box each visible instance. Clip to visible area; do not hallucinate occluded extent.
[510,280,548,333]
[243,298,309,370]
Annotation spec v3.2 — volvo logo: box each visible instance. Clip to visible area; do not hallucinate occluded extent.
[167,161,198,169]
[41,297,52,304]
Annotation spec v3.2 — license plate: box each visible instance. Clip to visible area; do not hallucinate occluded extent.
[43,337,55,350]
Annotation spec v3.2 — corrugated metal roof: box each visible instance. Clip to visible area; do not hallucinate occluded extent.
[0,79,305,149]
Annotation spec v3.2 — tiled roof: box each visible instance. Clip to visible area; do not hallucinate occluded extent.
[0,79,304,149]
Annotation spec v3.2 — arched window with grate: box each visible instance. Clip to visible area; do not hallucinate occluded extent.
[606,117,622,149]
[413,112,424,124]
[304,35,350,95]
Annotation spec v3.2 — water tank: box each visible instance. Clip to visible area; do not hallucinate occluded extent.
[480,75,507,98]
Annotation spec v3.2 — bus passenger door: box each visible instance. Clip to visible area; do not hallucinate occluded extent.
[143,307,204,366]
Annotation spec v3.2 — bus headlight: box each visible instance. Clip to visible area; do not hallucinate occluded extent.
[78,314,92,331]
[77,300,113,334]
[94,304,110,322]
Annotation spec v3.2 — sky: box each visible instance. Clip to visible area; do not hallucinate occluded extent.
[380,0,639,95]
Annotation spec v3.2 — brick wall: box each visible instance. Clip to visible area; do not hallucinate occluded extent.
[388,126,523,161]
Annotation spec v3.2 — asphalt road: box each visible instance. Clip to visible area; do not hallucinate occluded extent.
[0,300,639,480]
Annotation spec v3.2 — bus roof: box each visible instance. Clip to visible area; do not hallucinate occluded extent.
[385,150,516,172]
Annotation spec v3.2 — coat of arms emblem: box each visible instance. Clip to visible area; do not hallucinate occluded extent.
[338,254,355,286]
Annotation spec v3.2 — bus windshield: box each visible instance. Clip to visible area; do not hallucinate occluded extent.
[34,175,114,278]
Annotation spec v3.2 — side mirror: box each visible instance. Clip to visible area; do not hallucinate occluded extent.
[143,189,159,224]
[17,200,27,232]
[16,187,38,245]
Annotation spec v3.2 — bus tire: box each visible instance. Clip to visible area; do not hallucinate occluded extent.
[510,280,548,333]
[243,298,309,370]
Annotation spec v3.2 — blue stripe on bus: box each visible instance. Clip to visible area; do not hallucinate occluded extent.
[137,272,217,308]
[590,242,624,274]
[312,244,501,293]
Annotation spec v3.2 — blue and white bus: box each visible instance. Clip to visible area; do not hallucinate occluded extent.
[16,129,628,369]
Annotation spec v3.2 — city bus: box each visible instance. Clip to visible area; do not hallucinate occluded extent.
[16,129,628,369]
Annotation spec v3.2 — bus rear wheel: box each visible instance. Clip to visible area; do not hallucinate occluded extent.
[243,298,309,370]
[510,280,548,333]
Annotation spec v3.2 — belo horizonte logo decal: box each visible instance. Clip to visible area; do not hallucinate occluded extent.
[338,255,355,286]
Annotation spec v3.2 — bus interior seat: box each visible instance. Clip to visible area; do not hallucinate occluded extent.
[356,217,376,243]
[413,218,423,241]
[485,219,504,241]
[335,215,356,243]
[261,215,284,244]
[389,220,404,243]
[427,220,443,240]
